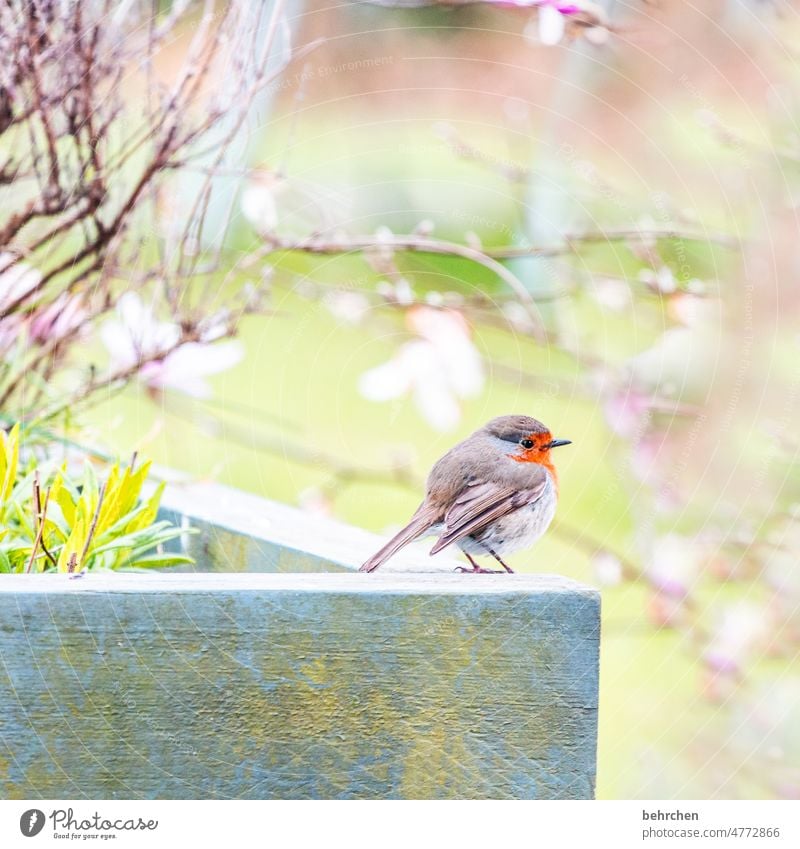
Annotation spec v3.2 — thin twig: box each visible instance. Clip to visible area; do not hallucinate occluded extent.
[25,485,52,573]
[32,471,57,568]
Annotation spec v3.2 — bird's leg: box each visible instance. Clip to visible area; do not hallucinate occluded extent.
[484,546,514,574]
[455,552,503,574]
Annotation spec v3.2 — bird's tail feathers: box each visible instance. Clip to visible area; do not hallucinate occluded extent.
[359,506,438,573]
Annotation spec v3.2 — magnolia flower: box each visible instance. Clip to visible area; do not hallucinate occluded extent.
[0,253,40,312]
[358,307,484,431]
[137,342,243,399]
[667,292,720,328]
[590,276,632,312]
[646,533,702,599]
[630,431,668,490]
[241,171,279,235]
[0,314,23,355]
[647,592,687,629]
[640,265,677,295]
[323,290,371,325]
[0,257,87,350]
[101,293,243,399]
[592,551,623,586]
[704,602,769,675]
[29,293,87,344]
[514,1,605,46]
[603,386,652,438]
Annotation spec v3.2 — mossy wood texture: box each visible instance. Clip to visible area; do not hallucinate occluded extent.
[0,573,600,799]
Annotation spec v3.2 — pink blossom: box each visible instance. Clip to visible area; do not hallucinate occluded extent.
[0,314,23,355]
[136,342,243,399]
[358,307,484,431]
[647,592,686,629]
[590,276,631,312]
[241,172,279,235]
[603,387,652,438]
[101,293,243,399]
[28,293,87,344]
[667,292,720,328]
[0,253,41,312]
[507,1,601,46]
[491,0,580,13]
[592,551,623,586]
[323,290,371,325]
[704,602,768,675]
[629,431,672,493]
[646,534,701,599]
[640,265,677,294]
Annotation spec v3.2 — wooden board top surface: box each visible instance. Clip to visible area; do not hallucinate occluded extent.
[0,571,597,596]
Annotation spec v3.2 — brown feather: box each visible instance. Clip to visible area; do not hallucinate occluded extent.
[429,472,548,555]
[358,504,441,572]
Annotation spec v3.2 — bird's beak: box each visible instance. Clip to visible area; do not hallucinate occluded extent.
[547,439,572,449]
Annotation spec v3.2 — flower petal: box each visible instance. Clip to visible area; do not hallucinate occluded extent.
[539,4,566,45]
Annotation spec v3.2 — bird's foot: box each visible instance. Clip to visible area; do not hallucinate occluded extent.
[456,552,505,574]
[484,546,515,573]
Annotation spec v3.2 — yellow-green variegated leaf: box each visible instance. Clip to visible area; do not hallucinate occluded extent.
[78,461,99,524]
[1,423,20,502]
[121,460,153,517]
[94,462,123,537]
[57,514,86,572]
[126,481,165,533]
[51,472,77,527]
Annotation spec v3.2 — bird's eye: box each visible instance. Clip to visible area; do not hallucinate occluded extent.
[521,438,534,449]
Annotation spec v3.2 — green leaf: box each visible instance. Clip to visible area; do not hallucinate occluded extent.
[11,498,35,538]
[90,521,177,555]
[124,553,195,569]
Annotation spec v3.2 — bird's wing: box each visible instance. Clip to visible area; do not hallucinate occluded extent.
[429,472,549,555]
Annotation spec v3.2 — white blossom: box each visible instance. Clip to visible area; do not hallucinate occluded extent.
[101,293,243,399]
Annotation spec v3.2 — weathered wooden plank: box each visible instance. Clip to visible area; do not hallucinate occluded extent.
[0,573,600,800]
[156,479,464,573]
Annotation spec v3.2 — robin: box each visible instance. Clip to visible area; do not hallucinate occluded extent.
[360,415,571,573]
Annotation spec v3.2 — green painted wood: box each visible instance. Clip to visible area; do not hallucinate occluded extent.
[155,479,464,573]
[0,573,600,800]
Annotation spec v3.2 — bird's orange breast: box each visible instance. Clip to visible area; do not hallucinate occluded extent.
[507,451,559,493]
